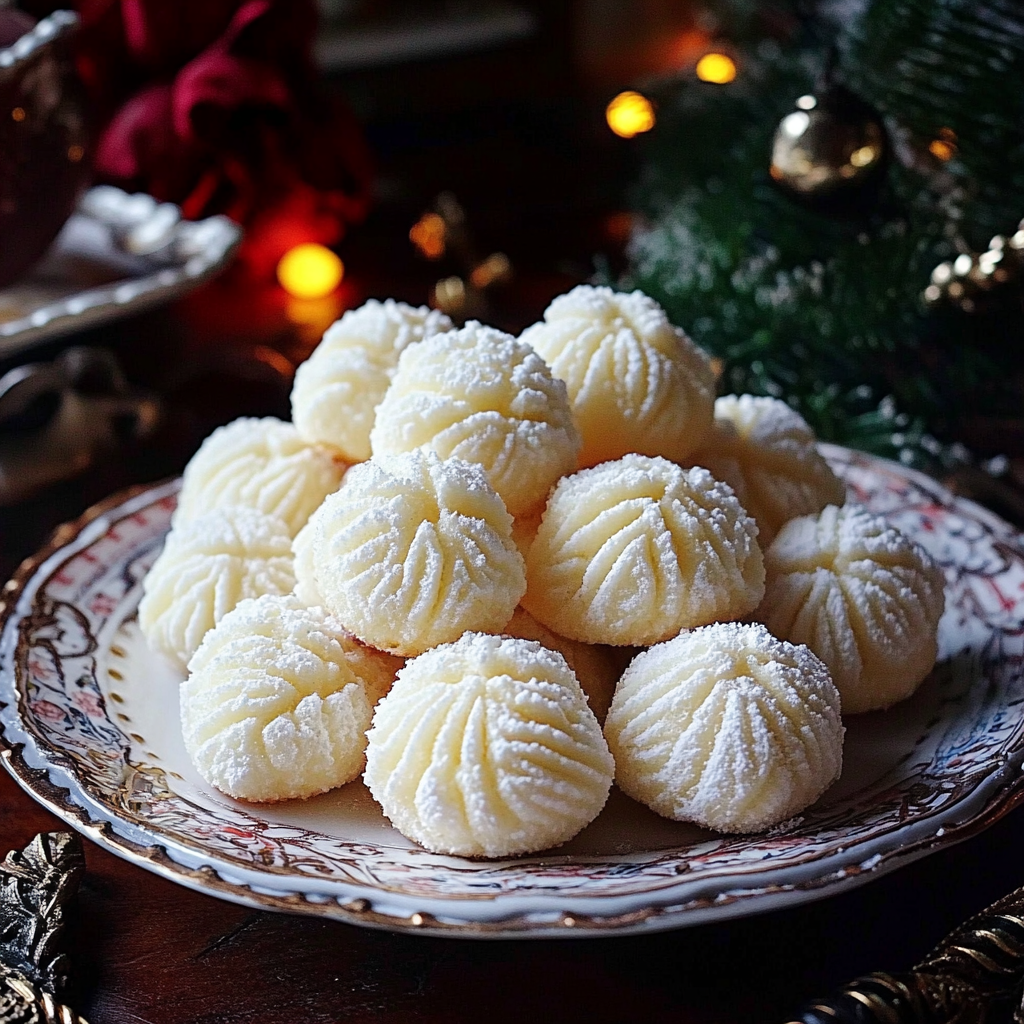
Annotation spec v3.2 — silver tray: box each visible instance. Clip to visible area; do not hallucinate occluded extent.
[0,186,242,359]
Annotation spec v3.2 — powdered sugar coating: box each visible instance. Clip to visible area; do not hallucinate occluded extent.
[605,622,843,833]
[139,507,296,672]
[757,504,946,714]
[519,285,715,468]
[370,322,580,516]
[308,450,526,656]
[175,417,347,537]
[692,395,847,544]
[364,632,614,857]
[182,595,402,802]
[502,607,620,723]
[292,300,453,462]
[523,454,765,646]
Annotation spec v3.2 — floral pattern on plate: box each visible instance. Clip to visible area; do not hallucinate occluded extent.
[1,447,1024,936]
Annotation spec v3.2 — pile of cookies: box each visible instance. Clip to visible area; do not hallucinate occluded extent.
[140,287,945,857]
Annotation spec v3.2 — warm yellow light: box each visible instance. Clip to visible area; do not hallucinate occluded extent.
[696,52,736,84]
[276,243,344,299]
[410,212,447,260]
[606,91,655,139]
[928,139,956,161]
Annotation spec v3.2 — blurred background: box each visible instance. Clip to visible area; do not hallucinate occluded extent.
[1,0,1023,563]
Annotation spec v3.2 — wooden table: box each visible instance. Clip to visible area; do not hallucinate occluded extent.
[2,762,1024,1023]
[2,272,1023,1024]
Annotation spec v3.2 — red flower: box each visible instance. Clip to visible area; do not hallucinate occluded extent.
[45,0,373,276]
[31,700,66,723]
[72,689,105,717]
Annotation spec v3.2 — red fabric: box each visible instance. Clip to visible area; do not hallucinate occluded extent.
[60,0,372,276]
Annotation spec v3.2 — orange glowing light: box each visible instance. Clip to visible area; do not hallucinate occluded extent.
[276,243,344,299]
[410,212,447,260]
[929,129,957,162]
[606,91,655,139]
[695,52,736,84]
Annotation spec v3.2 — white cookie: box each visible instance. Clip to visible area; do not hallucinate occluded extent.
[370,321,580,516]
[364,632,613,857]
[605,622,844,832]
[519,285,714,468]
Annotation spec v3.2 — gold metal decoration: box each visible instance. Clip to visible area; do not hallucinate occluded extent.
[786,885,1024,1024]
[0,832,87,1024]
[924,221,1024,313]
[770,85,888,199]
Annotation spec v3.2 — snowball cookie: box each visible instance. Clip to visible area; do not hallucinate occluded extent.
[139,507,296,672]
[182,595,402,802]
[291,300,453,462]
[306,450,526,656]
[364,632,614,857]
[605,622,843,833]
[693,395,846,545]
[519,285,715,469]
[757,504,946,714]
[175,417,347,537]
[369,321,580,517]
[502,608,619,723]
[523,455,765,646]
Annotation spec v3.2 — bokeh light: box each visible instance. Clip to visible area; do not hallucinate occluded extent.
[606,91,656,139]
[410,212,447,260]
[276,243,344,299]
[696,52,737,84]
[929,128,957,162]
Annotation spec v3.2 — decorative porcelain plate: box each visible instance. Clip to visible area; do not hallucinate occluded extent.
[1,446,1023,938]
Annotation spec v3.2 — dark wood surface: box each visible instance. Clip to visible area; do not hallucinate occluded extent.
[2,754,1024,1024]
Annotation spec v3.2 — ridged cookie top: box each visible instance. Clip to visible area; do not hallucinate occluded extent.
[604,622,843,833]
[501,607,620,723]
[182,595,402,803]
[291,300,453,462]
[139,506,296,672]
[523,454,764,646]
[307,450,526,656]
[175,417,347,536]
[370,322,580,516]
[518,285,714,468]
[758,504,946,713]
[693,395,846,544]
[364,632,614,857]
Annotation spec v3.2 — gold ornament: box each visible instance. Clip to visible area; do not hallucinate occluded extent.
[923,221,1024,313]
[770,86,888,199]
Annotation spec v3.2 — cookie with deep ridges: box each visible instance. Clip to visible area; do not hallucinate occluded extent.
[139,506,296,672]
[291,300,453,462]
[756,503,946,713]
[308,450,526,656]
[604,622,844,833]
[519,285,715,468]
[524,454,764,646]
[364,632,614,857]
[691,395,846,544]
[175,417,346,537]
[182,595,402,802]
[370,321,580,516]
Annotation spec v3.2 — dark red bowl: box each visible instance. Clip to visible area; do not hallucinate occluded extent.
[0,10,90,289]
